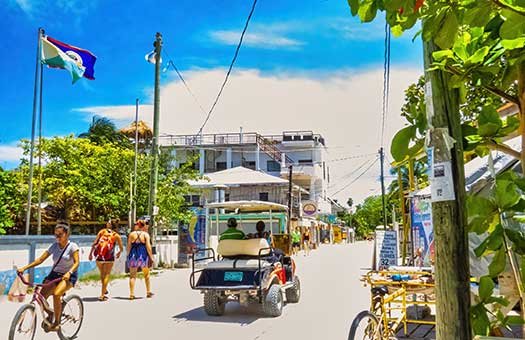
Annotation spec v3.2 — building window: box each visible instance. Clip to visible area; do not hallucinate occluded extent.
[216,162,227,171]
[259,192,269,201]
[299,159,313,164]
[267,160,281,172]
[244,161,256,170]
[225,193,230,202]
[184,195,201,207]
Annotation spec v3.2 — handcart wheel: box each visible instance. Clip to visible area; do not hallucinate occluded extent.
[348,310,383,340]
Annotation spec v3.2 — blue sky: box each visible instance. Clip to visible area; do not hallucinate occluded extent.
[1,0,423,203]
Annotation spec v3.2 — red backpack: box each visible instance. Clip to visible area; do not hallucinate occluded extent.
[94,229,116,261]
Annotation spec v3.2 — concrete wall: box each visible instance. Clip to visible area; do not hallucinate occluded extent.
[0,235,180,295]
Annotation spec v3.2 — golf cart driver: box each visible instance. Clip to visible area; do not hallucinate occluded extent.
[219,217,245,241]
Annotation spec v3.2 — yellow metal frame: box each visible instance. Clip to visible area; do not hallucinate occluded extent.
[363,270,436,339]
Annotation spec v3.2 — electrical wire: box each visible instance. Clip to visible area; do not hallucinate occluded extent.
[162,54,208,117]
[328,156,377,189]
[331,157,379,196]
[196,0,259,136]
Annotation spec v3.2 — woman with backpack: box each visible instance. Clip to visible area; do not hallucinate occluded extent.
[89,218,124,301]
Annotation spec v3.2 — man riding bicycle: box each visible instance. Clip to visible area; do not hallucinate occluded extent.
[17,222,80,332]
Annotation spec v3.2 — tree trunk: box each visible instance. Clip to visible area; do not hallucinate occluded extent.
[424,40,472,340]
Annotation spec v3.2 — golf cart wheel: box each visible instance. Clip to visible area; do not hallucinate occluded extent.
[263,284,283,317]
[285,276,301,303]
[203,291,226,316]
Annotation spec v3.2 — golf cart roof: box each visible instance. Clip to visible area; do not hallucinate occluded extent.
[205,200,288,212]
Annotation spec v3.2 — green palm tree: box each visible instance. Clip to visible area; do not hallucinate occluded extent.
[79,116,130,148]
[388,161,428,199]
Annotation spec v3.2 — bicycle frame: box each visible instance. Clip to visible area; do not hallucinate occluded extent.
[363,270,436,339]
[17,272,63,327]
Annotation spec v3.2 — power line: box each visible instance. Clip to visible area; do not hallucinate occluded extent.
[196,0,259,135]
[326,153,377,163]
[162,55,208,117]
[328,156,377,189]
[331,157,379,196]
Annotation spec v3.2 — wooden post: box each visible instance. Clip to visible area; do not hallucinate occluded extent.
[423,39,471,340]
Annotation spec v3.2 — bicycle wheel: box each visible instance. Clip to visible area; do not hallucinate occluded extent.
[8,304,36,340]
[58,295,84,340]
[348,310,383,340]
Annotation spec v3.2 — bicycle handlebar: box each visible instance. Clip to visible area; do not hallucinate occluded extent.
[17,272,63,287]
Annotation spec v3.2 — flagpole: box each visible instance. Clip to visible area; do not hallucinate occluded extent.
[36,60,44,235]
[25,27,44,236]
[132,98,139,225]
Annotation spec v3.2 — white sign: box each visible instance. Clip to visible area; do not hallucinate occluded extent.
[375,230,398,270]
[431,161,456,202]
[153,206,159,216]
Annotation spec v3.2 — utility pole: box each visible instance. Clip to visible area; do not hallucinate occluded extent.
[379,147,387,228]
[423,39,471,339]
[132,98,139,227]
[287,165,293,235]
[148,32,162,243]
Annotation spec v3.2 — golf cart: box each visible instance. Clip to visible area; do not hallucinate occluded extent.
[190,201,301,317]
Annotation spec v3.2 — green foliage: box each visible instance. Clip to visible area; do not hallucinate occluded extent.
[0,167,22,233]
[156,160,200,227]
[78,116,131,148]
[347,0,525,334]
[11,133,198,229]
[352,195,393,236]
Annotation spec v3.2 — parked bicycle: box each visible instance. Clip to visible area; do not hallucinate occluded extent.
[348,270,435,340]
[8,273,84,340]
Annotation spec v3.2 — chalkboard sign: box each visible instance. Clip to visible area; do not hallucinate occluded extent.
[375,230,398,270]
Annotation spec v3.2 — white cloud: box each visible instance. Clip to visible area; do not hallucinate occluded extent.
[209,30,304,49]
[76,66,422,204]
[10,0,96,19]
[0,144,23,163]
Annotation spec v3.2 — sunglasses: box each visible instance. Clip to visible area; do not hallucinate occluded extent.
[55,233,65,238]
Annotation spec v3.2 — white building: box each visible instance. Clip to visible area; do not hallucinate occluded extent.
[160,130,333,215]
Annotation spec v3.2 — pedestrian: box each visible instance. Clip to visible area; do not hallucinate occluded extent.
[17,221,79,332]
[303,228,311,256]
[127,220,154,300]
[291,228,301,256]
[89,218,124,301]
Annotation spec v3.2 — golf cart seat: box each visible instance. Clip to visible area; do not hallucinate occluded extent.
[217,238,271,257]
[206,259,273,269]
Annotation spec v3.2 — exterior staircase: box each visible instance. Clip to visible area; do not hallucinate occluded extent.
[256,134,294,166]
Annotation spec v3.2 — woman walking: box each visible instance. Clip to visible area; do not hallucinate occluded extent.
[17,222,79,332]
[303,228,311,256]
[89,218,123,301]
[127,220,154,300]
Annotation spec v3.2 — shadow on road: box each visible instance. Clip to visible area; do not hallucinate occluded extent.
[113,296,144,301]
[172,304,266,325]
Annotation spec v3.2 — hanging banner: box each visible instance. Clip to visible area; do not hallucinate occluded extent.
[178,208,207,264]
[375,230,398,270]
[411,197,434,266]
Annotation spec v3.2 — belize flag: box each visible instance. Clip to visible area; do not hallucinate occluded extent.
[41,35,97,83]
